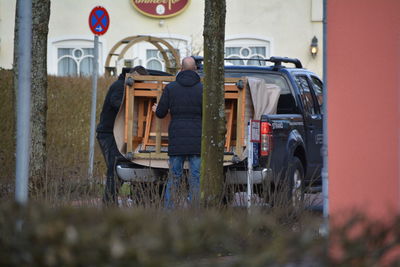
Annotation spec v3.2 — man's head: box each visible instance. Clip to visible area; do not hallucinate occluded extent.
[130,65,149,75]
[181,56,197,71]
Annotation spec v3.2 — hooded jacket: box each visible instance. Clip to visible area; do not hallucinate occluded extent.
[96,73,125,134]
[156,70,203,156]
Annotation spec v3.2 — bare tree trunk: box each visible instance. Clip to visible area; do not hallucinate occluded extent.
[201,0,226,206]
[29,0,50,195]
[12,1,20,174]
[13,0,51,195]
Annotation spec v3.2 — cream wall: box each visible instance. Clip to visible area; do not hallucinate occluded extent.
[0,0,16,69]
[226,0,323,75]
[0,0,322,76]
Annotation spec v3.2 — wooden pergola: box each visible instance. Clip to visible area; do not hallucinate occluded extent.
[105,35,181,76]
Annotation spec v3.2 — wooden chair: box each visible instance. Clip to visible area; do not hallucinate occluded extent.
[225,100,235,152]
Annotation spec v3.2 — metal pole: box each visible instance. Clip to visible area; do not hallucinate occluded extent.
[88,35,99,179]
[247,124,253,209]
[321,0,329,232]
[15,0,32,205]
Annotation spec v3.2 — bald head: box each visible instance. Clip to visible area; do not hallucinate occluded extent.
[181,56,197,71]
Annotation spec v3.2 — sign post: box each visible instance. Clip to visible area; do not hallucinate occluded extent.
[15,0,32,205]
[88,6,110,179]
[247,123,253,209]
[247,120,261,209]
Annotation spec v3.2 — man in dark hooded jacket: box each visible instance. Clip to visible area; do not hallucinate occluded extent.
[153,57,203,208]
[97,66,148,205]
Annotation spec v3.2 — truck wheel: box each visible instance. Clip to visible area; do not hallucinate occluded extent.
[288,156,305,207]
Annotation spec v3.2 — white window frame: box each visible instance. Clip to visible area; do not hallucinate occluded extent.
[225,35,273,65]
[48,36,107,76]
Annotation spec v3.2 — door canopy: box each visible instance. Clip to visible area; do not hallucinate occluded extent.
[105,35,181,76]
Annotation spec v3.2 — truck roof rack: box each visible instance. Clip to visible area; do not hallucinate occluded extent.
[192,56,303,69]
[269,57,303,69]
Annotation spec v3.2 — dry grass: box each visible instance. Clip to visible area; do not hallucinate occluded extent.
[0,70,15,187]
[0,69,113,202]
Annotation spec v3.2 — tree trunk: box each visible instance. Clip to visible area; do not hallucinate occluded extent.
[30,0,51,195]
[12,0,20,176]
[201,0,226,206]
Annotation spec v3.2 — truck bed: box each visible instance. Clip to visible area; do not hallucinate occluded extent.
[114,74,253,169]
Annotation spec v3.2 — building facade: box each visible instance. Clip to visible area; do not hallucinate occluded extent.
[0,0,323,76]
[328,0,400,219]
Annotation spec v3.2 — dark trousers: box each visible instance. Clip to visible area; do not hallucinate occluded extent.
[97,133,122,204]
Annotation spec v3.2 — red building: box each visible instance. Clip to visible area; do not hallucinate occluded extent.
[328,0,400,219]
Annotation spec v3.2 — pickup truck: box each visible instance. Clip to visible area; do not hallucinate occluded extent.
[114,57,323,204]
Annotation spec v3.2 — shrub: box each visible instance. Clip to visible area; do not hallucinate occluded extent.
[0,69,114,201]
[0,69,15,188]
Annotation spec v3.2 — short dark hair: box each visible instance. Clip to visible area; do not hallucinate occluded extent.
[130,65,149,75]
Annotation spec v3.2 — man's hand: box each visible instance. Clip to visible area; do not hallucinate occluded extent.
[152,103,158,112]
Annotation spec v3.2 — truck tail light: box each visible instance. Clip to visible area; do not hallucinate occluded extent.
[260,122,272,156]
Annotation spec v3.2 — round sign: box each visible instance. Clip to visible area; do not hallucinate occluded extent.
[89,6,110,35]
[131,0,190,18]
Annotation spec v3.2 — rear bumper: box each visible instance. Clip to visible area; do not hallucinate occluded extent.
[225,168,273,185]
[116,165,167,182]
[116,164,273,185]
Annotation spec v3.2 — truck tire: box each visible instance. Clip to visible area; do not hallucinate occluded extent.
[287,156,305,207]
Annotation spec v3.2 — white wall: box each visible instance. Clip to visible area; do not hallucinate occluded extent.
[0,0,322,76]
[0,0,16,69]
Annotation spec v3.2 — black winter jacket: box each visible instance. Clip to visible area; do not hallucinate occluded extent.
[96,73,125,134]
[156,70,203,156]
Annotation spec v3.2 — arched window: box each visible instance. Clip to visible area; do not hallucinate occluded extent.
[146,50,164,71]
[145,49,180,71]
[57,48,94,76]
[225,36,271,66]
[50,37,103,76]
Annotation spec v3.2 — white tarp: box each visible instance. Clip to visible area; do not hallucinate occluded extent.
[248,77,281,120]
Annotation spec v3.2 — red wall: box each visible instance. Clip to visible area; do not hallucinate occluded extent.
[328,0,400,218]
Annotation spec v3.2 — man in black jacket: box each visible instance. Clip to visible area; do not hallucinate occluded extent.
[97,66,148,205]
[153,57,203,208]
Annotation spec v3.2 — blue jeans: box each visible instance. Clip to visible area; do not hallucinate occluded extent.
[164,155,201,208]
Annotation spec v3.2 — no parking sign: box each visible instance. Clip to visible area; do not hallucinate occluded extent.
[88,6,110,179]
[88,6,110,35]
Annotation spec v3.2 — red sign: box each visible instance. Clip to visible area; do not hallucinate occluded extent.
[131,0,190,18]
[88,6,110,35]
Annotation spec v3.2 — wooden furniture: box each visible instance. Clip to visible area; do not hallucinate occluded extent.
[123,74,247,161]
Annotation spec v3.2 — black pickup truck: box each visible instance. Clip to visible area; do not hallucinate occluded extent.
[116,57,323,204]
[196,56,323,202]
